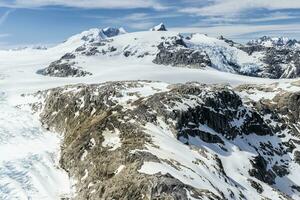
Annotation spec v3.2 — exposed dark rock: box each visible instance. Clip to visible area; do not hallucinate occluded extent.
[75,46,87,52]
[249,179,263,194]
[282,140,296,153]
[268,92,300,124]
[153,48,212,68]
[108,46,117,52]
[83,47,100,56]
[179,129,224,145]
[124,51,131,57]
[37,61,92,77]
[238,36,300,78]
[153,36,211,68]
[218,35,243,48]
[143,83,272,140]
[292,185,300,192]
[272,165,289,177]
[249,155,276,185]
[294,151,300,165]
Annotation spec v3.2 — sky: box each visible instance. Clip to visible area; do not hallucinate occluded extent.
[1,0,300,48]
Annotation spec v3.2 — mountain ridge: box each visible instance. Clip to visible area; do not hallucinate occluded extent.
[36,25,300,79]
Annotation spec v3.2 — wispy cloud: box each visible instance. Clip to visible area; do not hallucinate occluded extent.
[127,22,155,29]
[0,10,12,46]
[0,33,9,38]
[180,0,300,17]
[85,12,181,30]
[0,0,167,10]
[0,10,12,25]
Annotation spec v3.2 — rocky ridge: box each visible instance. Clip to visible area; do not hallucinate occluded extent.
[22,80,300,200]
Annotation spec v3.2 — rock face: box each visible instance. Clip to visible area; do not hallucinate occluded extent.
[239,36,300,78]
[294,151,300,165]
[37,53,92,77]
[153,36,212,68]
[249,155,276,184]
[24,80,300,200]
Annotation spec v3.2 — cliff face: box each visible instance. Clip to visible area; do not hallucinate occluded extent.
[26,80,300,200]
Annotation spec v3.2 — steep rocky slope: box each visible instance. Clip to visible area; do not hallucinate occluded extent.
[22,80,300,200]
[236,36,300,78]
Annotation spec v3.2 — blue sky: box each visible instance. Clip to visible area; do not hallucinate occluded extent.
[1,0,300,48]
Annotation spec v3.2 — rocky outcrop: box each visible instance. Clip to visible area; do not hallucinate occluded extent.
[239,36,300,78]
[249,155,276,185]
[153,48,212,68]
[32,81,237,200]
[37,60,92,78]
[295,151,300,165]
[260,49,300,78]
[25,81,300,199]
[249,179,263,194]
[37,52,92,77]
[260,91,300,125]
[153,36,212,68]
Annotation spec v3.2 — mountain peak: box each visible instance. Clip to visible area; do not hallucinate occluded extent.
[64,27,127,46]
[102,27,127,38]
[150,23,167,31]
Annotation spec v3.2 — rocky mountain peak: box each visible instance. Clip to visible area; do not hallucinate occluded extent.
[247,36,299,48]
[150,23,167,31]
[64,27,127,45]
[102,27,127,38]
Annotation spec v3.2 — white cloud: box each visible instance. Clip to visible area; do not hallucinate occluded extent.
[181,0,300,17]
[127,21,155,29]
[0,33,9,38]
[85,12,180,30]
[0,0,166,10]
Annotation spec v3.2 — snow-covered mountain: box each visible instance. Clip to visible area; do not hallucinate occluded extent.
[36,25,300,80]
[1,24,300,200]
[150,23,167,31]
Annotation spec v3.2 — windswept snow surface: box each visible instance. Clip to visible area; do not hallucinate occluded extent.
[0,30,300,199]
[0,92,71,199]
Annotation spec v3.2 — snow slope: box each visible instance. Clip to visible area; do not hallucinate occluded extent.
[0,92,71,199]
